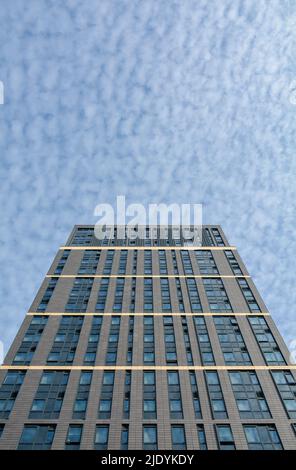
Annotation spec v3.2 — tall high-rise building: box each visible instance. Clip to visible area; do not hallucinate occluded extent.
[0,225,296,450]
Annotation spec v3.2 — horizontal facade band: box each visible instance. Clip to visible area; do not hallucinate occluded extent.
[46,274,250,278]
[60,246,237,251]
[27,312,270,316]
[0,365,295,371]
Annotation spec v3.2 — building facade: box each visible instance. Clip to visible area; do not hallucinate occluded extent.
[0,225,296,450]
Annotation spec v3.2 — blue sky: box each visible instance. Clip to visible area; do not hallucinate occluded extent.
[0,0,296,354]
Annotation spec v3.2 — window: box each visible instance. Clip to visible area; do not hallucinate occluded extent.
[211,228,225,246]
[84,316,102,364]
[113,278,125,312]
[106,316,121,364]
[78,250,100,274]
[0,424,4,439]
[186,278,202,312]
[167,371,183,419]
[214,316,251,365]
[65,425,83,450]
[37,278,58,312]
[193,316,215,365]
[98,372,114,419]
[71,227,94,245]
[158,250,168,274]
[180,251,193,274]
[13,317,48,365]
[95,425,109,450]
[160,278,172,312]
[54,250,70,274]
[0,370,26,418]
[65,277,94,312]
[47,316,83,365]
[73,371,92,419]
[229,371,270,418]
[123,371,131,418]
[237,278,260,312]
[205,371,227,419]
[195,250,218,274]
[224,250,242,275]
[121,425,129,450]
[271,371,296,418]
[30,371,69,419]
[144,278,153,312]
[18,425,56,450]
[143,371,156,419]
[103,250,115,274]
[163,316,177,364]
[197,425,207,450]
[203,278,232,312]
[171,425,186,450]
[143,425,157,450]
[95,278,110,312]
[249,317,286,365]
[144,371,155,385]
[216,425,235,450]
[143,316,155,364]
[244,425,283,450]
[189,371,202,418]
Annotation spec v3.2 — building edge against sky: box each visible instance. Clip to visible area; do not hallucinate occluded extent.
[0,225,295,450]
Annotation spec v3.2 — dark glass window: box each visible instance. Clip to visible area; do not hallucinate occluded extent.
[98,371,114,419]
[65,278,93,312]
[37,278,58,312]
[195,250,218,274]
[143,425,157,450]
[205,371,228,419]
[18,424,56,450]
[30,371,69,419]
[237,278,260,312]
[214,316,251,365]
[244,425,283,450]
[197,424,207,450]
[203,278,232,312]
[78,250,100,274]
[193,316,215,365]
[65,425,83,450]
[47,316,83,365]
[167,371,183,419]
[271,371,296,418]
[229,371,271,418]
[0,371,26,418]
[249,317,286,365]
[54,250,70,274]
[73,371,93,419]
[94,425,109,450]
[171,425,186,450]
[121,424,129,450]
[13,316,48,365]
[216,425,235,450]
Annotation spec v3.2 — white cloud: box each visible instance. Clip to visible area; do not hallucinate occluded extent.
[0,0,295,353]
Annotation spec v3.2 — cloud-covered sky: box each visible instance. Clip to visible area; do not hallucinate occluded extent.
[0,0,296,353]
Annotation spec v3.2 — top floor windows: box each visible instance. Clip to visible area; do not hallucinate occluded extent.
[71,228,94,246]
[211,228,225,246]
